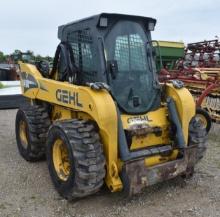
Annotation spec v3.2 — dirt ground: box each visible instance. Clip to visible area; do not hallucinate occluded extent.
[0,109,220,217]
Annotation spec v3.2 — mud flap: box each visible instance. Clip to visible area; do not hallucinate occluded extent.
[121,146,197,195]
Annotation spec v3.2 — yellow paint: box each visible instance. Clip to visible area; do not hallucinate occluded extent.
[121,107,170,150]
[117,150,179,171]
[76,111,94,121]
[52,105,73,121]
[53,139,71,181]
[19,62,41,99]
[144,150,178,167]
[166,83,195,144]
[131,132,169,150]
[19,120,28,148]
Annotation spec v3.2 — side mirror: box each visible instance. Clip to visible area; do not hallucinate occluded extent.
[36,60,50,78]
[107,60,118,79]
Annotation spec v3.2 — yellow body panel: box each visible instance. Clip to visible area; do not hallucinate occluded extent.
[19,62,196,192]
[121,107,170,149]
[52,105,72,120]
[121,107,168,129]
[144,150,178,167]
[19,63,41,98]
[166,84,195,143]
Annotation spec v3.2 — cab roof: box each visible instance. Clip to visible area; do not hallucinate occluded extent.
[58,13,156,41]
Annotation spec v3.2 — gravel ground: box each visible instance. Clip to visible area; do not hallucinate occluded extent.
[0,109,220,217]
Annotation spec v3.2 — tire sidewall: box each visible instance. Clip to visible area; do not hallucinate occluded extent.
[15,109,32,160]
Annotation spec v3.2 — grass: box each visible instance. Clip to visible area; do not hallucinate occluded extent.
[0,82,5,89]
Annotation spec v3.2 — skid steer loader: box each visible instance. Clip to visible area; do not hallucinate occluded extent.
[16,13,207,200]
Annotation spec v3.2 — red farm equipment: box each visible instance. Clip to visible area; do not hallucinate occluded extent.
[155,39,220,131]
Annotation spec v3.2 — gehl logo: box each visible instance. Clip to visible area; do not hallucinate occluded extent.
[56,89,83,107]
[127,115,152,124]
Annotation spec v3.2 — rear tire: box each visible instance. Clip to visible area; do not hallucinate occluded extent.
[195,108,212,133]
[15,104,50,161]
[189,117,208,163]
[181,117,208,179]
[46,119,106,200]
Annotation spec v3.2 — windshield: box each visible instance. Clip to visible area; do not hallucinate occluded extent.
[105,20,160,114]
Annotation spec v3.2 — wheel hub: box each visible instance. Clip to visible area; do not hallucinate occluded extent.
[52,139,71,181]
[19,120,28,149]
[195,114,208,129]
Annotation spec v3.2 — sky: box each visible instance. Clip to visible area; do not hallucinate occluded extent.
[0,0,219,56]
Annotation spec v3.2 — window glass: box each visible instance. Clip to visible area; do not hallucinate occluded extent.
[67,30,97,82]
[114,34,147,71]
[105,20,160,113]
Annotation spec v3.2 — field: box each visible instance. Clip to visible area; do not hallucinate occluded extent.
[0,109,220,217]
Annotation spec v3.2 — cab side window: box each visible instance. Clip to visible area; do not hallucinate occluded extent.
[67,29,97,83]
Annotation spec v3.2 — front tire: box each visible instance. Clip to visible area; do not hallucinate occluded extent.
[47,119,106,200]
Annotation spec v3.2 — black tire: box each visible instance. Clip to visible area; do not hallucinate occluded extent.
[195,107,212,133]
[46,119,106,200]
[15,104,50,161]
[188,117,208,163]
[182,117,208,179]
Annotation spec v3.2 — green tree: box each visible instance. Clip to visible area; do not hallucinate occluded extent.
[0,51,6,63]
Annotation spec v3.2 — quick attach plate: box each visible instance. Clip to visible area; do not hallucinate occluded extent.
[121,146,197,195]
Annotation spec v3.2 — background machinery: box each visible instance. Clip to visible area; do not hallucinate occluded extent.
[155,39,220,131]
[0,57,25,109]
[16,13,207,200]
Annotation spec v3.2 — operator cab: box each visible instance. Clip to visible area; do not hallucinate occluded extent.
[54,13,161,114]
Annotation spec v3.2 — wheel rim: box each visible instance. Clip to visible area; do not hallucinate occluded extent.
[19,120,28,149]
[195,114,208,129]
[52,139,71,181]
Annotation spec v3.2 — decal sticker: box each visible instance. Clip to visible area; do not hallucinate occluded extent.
[20,72,38,92]
[56,89,83,107]
[127,115,152,124]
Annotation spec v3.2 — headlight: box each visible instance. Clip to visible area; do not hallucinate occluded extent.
[148,21,155,31]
